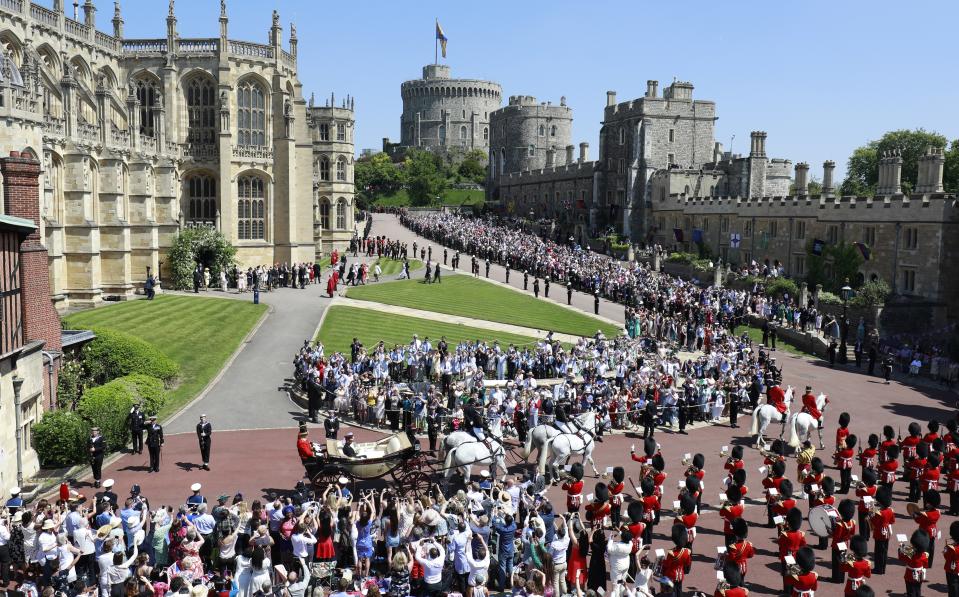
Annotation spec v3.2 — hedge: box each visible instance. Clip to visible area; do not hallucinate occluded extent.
[765,278,800,299]
[32,410,90,467]
[76,374,167,453]
[83,328,179,386]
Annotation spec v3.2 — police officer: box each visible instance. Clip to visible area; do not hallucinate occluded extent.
[567,281,573,305]
[196,414,212,470]
[324,411,340,439]
[145,415,164,473]
[594,291,600,315]
[88,427,106,487]
[127,404,145,454]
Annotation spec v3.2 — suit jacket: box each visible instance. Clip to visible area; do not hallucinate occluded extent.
[146,424,164,448]
[88,435,105,456]
[196,422,212,441]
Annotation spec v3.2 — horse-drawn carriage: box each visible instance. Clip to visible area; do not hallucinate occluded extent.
[302,431,435,498]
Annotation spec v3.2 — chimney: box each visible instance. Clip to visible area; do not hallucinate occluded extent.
[749,131,761,157]
[916,146,946,193]
[794,162,810,196]
[565,144,575,165]
[645,80,659,98]
[713,142,723,163]
[545,147,554,168]
[579,142,589,163]
[606,91,617,107]
[878,149,903,195]
[0,151,63,357]
[822,160,835,196]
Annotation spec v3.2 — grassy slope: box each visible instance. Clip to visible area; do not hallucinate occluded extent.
[346,275,622,338]
[64,295,267,418]
[372,188,486,207]
[316,305,539,355]
[375,258,423,276]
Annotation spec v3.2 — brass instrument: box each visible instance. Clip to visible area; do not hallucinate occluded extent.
[681,455,691,467]
[714,579,730,592]
[841,549,858,565]
[786,563,802,576]
[899,542,916,558]
[684,465,699,479]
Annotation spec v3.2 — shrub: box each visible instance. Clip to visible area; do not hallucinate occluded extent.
[692,258,714,272]
[56,358,89,410]
[76,374,166,453]
[667,252,697,264]
[115,374,166,416]
[166,226,237,291]
[851,279,891,308]
[32,409,90,467]
[818,291,842,306]
[82,328,179,386]
[765,278,800,299]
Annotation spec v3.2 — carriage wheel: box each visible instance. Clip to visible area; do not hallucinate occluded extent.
[399,470,433,499]
[311,469,344,492]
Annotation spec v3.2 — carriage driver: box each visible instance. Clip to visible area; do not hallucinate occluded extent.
[800,385,828,429]
[465,397,487,442]
[767,384,789,425]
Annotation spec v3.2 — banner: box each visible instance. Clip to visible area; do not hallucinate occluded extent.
[673,228,684,242]
[811,238,825,256]
[692,229,703,244]
[729,233,741,249]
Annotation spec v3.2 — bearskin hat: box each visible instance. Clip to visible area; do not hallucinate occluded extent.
[786,507,803,531]
[685,476,701,494]
[796,546,815,573]
[723,562,743,588]
[670,522,688,548]
[725,485,742,504]
[594,483,609,504]
[924,489,941,509]
[641,477,655,497]
[679,493,697,515]
[867,433,879,449]
[772,460,786,477]
[811,458,824,474]
[731,517,748,539]
[692,453,705,469]
[851,535,869,558]
[612,466,625,483]
[644,438,657,458]
[627,500,644,523]
[838,412,850,427]
[951,520,959,543]
[838,499,856,522]
[885,445,900,461]
[882,425,895,440]
[569,462,584,481]
[910,529,930,553]
[846,434,858,449]
[875,486,892,508]
[732,468,747,486]
[862,469,877,486]
[779,479,794,499]
[908,422,921,437]
[731,445,744,460]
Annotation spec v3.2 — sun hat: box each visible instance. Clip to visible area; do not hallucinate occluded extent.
[41,519,55,530]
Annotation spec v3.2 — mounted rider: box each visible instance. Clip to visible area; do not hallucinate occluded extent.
[767,384,788,424]
[553,402,602,442]
[464,397,487,442]
[800,385,828,429]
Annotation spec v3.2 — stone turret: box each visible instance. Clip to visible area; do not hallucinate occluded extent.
[794,162,809,196]
[645,80,658,98]
[565,144,574,165]
[82,0,95,28]
[822,160,836,197]
[877,149,903,195]
[916,146,945,193]
[112,1,123,38]
[749,131,767,157]
[579,142,589,163]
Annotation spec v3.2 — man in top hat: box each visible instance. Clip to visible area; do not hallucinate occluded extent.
[88,426,106,487]
[324,411,340,440]
[127,404,145,455]
[196,414,212,471]
[145,415,164,473]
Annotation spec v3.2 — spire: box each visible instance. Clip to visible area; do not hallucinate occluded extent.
[168,0,174,17]
[289,21,297,59]
[269,10,281,47]
[112,1,124,39]
[219,0,228,43]
[82,0,95,28]
[166,0,177,62]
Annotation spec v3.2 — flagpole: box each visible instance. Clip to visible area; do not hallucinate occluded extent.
[434,18,438,65]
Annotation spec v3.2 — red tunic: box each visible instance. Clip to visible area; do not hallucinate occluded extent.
[659,547,692,583]
[922,431,940,449]
[297,436,314,459]
[899,550,928,584]
[716,589,748,597]
[773,498,797,519]
[856,485,877,514]
[869,507,895,541]
[720,503,744,536]
[878,459,898,485]
[832,519,856,549]
[788,572,817,596]
[900,435,921,461]
[763,476,785,503]
[841,559,871,596]
[859,447,878,471]
[562,480,583,510]
[879,438,897,462]
[906,456,928,482]
[677,513,698,545]
[915,508,940,540]
[585,501,611,524]
[726,540,755,577]
[608,481,625,507]
[641,495,660,523]
[920,467,941,493]
[835,426,850,450]
[767,386,787,414]
[834,447,855,470]
[800,392,821,420]
[777,530,806,561]
[944,543,959,575]
[724,458,744,479]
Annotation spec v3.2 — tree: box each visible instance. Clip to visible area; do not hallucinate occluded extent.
[839,129,957,195]
[804,241,864,294]
[166,227,237,290]
[404,149,448,206]
[457,151,487,185]
[355,152,403,203]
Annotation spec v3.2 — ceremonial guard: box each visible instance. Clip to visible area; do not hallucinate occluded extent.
[899,529,930,597]
[659,524,692,597]
[127,404,145,454]
[196,414,212,470]
[607,466,625,525]
[831,499,858,583]
[88,427,106,487]
[146,415,164,473]
[561,462,584,513]
[943,520,959,597]
[325,411,340,439]
[869,486,896,574]
[841,536,873,596]
[787,547,818,597]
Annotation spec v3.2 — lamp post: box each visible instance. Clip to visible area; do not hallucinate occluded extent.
[839,278,852,364]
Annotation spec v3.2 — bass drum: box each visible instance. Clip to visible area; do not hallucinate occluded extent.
[808,504,838,538]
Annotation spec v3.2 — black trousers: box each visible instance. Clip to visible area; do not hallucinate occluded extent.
[858,511,869,538]
[0,543,11,584]
[199,438,211,465]
[729,402,738,427]
[131,428,143,453]
[873,538,889,574]
[91,453,104,481]
[947,572,959,597]
[831,546,843,583]
[148,445,161,472]
[839,468,852,494]
[907,581,922,597]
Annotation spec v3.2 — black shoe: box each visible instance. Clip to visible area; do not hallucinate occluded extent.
[94,481,101,488]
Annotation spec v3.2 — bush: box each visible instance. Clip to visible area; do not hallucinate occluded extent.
[166,227,237,291]
[691,258,714,272]
[82,328,179,386]
[56,358,89,410]
[818,291,842,306]
[667,252,697,264]
[32,409,90,467]
[765,278,800,299]
[76,374,166,454]
[851,279,891,308]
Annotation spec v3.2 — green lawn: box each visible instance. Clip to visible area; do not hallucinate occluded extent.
[64,295,267,418]
[371,188,487,207]
[316,305,539,355]
[346,275,622,338]
[375,257,423,276]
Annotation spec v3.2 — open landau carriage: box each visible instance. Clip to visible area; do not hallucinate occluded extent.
[302,431,435,498]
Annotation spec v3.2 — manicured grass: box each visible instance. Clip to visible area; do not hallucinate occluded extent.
[64,295,267,419]
[375,257,423,276]
[371,188,487,207]
[346,275,622,338]
[316,305,539,355]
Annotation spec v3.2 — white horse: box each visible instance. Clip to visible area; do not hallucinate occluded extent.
[439,418,503,458]
[523,411,597,464]
[788,393,829,450]
[538,416,600,480]
[443,435,507,482]
[749,385,794,450]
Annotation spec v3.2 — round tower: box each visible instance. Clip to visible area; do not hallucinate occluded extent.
[399,64,502,154]
[488,95,574,179]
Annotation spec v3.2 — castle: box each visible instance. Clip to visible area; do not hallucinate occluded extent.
[488,80,958,322]
[383,63,501,159]
[0,0,356,309]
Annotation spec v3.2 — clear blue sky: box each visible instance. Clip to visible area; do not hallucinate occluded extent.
[105,0,958,181]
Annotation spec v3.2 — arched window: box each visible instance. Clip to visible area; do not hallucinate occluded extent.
[438,125,446,145]
[319,157,331,181]
[618,127,625,145]
[319,197,331,229]
[460,125,468,140]
[237,79,266,146]
[539,125,545,137]
[237,175,265,239]
[483,127,489,141]
[336,198,347,229]
[336,157,346,181]
[135,78,159,137]
[550,125,557,137]
[185,173,217,226]
[186,75,217,144]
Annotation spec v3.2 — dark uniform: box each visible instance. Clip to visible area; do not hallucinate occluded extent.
[88,430,105,487]
[146,418,164,472]
[324,413,340,439]
[196,417,212,470]
[127,406,145,454]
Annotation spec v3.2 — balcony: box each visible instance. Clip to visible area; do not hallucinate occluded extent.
[109,127,130,148]
[232,145,273,161]
[121,39,168,56]
[179,38,219,55]
[43,115,66,136]
[228,40,273,60]
[182,144,219,160]
[77,121,99,143]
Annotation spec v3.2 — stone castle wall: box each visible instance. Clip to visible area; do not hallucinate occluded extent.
[488,95,573,179]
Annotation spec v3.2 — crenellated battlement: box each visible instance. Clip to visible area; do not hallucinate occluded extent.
[501,160,597,183]
[658,192,959,218]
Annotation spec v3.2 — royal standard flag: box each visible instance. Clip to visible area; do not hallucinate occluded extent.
[436,21,448,58]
